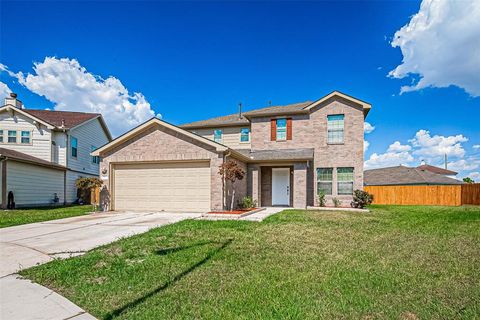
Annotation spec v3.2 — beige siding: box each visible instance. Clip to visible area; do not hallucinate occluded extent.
[0,111,52,162]
[193,126,251,149]
[52,132,67,166]
[66,170,96,203]
[6,161,64,207]
[68,118,110,175]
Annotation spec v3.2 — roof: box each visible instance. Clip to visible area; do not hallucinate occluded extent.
[180,91,371,129]
[0,147,66,170]
[24,109,100,129]
[417,164,457,176]
[234,148,314,161]
[364,166,464,186]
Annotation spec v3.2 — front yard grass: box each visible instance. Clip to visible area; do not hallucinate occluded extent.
[21,205,480,319]
[0,205,93,228]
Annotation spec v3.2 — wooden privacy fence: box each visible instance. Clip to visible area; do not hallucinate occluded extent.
[365,184,480,206]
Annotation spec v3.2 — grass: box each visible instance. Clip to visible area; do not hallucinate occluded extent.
[21,205,480,319]
[0,205,93,228]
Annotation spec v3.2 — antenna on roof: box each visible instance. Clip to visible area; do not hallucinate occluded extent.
[444,153,448,170]
[238,102,242,119]
[268,100,272,106]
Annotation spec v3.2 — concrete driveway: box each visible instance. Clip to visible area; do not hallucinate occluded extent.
[0,211,202,320]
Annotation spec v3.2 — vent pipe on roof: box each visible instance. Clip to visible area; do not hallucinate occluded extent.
[421,159,426,166]
[4,93,23,109]
[238,102,242,119]
[61,119,65,128]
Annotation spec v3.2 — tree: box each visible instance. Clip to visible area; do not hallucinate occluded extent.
[218,160,245,211]
[463,177,475,184]
[76,177,103,204]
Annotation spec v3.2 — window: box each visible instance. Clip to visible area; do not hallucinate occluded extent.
[213,129,222,143]
[240,128,250,142]
[71,136,78,158]
[317,168,333,195]
[8,130,17,143]
[327,114,344,144]
[276,118,287,141]
[337,167,354,195]
[0,130,3,143]
[91,146,100,164]
[21,131,31,144]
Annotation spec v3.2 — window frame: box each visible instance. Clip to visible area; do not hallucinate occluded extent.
[21,130,31,144]
[71,136,78,158]
[213,129,223,143]
[276,118,287,141]
[91,145,100,164]
[240,128,250,143]
[337,167,354,195]
[0,130,3,143]
[317,167,333,195]
[7,130,17,144]
[327,114,345,144]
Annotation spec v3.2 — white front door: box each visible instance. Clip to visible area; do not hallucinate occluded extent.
[272,168,290,206]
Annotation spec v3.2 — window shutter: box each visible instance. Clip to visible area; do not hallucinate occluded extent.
[286,118,292,140]
[271,119,276,141]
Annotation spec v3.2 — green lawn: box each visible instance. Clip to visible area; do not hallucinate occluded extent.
[21,205,480,319]
[0,205,93,228]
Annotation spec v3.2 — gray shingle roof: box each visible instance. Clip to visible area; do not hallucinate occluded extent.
[234,148,314,161]
[416,164,457,175]
[364,165,463,186]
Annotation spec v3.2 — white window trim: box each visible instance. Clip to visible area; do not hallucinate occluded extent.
[240,128,250,143]
[71,136,78,158]
[213,129,223,143]
[327,114,345,145]
[276,118,287,141]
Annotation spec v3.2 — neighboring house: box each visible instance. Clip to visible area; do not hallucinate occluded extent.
[364,165,464,186]
[92,91,370,212]
[416,164,458,179]
[0,93,112,208]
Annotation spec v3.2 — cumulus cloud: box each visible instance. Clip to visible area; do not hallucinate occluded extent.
[468,172,480,181]
[473,145,480,150]
[0,81,12,102]
[364,122,375,134]
[364,140,370,153]
[389,0,480,97]
[387,141,411,153]
[2,58,158,136]
[364,141,415,169]
[448,158,480,172]
[409,130,468,159]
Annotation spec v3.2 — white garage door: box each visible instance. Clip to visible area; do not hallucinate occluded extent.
[113,161,211,212]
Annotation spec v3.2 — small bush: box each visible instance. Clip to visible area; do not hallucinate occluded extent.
[350,190,373,209]
[332,197,342,207]
[76,177,102,204]
[317,190,326,207]
[240,196,257,209]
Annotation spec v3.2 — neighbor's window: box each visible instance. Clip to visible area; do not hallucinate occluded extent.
[317,168,333,195]
[276,118,287,141]
[71,136,78,158]
[240,128,250,142]
[337,167,354,195]
[8,130,17,143]
[327,114,344,144]
[0,130,3,143]
[21,131,31,144]
[91,146,100,164]
[213,129,222,143]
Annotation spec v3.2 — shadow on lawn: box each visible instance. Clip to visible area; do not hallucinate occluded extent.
[104,238,234,320]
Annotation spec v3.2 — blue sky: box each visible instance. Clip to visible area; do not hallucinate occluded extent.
[1,1,479,179]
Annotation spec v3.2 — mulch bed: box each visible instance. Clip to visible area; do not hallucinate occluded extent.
[207,208,257,214]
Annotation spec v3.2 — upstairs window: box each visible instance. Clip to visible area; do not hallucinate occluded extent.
[71,136,78,158]
[337,167,354,195]
[8,130,17,143]
[317,168,333,195]
[240,128,250,142]
[91,146,100,164]
[21,131,31,144]
[276,118,287,141]
[327,114,344,144]
[0,130,3,143]
[213,129,222,143]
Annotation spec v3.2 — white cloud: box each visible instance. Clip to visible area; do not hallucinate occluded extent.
[473,145,480,150]
[389,0,480,97]
[467,172,480,181]
[364,140,370,153]
[448,158,480,172]
[0,81,12,102]
[387,141,411,152]
[364,122,375,134]
[2,58,158,136]
[409,129,468,159]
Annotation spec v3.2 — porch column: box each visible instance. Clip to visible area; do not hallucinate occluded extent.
[248,164,261,206]
[293,162,307,208]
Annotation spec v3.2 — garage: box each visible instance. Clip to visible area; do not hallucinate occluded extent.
[113,161,211,212]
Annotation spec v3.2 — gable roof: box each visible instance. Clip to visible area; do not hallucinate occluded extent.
[417,164,457,176]
[364,165,463,186]
[0,147,66,170]
[180,91,371,129]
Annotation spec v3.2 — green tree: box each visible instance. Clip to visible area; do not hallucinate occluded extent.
[463,177,475,184]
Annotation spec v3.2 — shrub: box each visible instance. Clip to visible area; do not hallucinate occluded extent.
[332,197,342,207]
[317,190,326,207]
[76,177,102,204]
[350,190,373,209]
[240,196,257,209]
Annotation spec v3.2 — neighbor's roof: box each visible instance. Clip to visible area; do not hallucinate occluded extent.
[0,147,66,170]
[234,148,314,161]
[24,109,100,129]
[181,91,372,129]
[364,165,463,186]
[417,164,457,176]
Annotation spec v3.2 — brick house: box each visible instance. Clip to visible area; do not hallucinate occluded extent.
[92,91,371,211]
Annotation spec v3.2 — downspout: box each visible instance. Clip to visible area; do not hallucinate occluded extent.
[223,150,231,210]
[0,157,6,209]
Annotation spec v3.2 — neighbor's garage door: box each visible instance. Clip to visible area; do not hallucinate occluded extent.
[113,161,211,212]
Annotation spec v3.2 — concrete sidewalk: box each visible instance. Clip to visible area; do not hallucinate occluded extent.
[0,211,202,320]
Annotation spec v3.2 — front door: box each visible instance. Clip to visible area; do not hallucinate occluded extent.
[272,168,290,206]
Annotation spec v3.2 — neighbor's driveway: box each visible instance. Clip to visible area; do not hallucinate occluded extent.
[0,211,202,320]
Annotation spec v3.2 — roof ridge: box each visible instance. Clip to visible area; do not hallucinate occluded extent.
[25,108,101,115]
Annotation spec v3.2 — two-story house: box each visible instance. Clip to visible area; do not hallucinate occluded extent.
[92,91,370,212]
[0,93,111,208]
